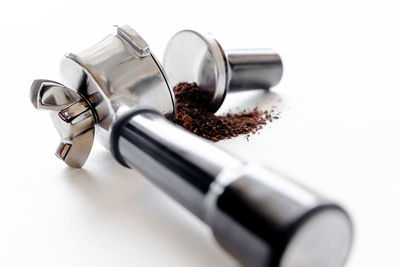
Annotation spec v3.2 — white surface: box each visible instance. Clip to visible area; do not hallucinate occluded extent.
[1,0,399,266]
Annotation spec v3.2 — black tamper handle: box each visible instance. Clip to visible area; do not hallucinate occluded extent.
[110,107,353,267]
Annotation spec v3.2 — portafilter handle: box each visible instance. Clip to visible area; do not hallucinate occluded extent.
[110,106,353,267]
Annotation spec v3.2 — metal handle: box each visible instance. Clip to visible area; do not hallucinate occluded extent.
[110,107,353,267]
[227,49,283,92]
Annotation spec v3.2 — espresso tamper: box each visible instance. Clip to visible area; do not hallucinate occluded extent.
[163,30,283,112]
[31,25,352,267]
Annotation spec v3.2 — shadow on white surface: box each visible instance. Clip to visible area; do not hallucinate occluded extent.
[60,149,237,266]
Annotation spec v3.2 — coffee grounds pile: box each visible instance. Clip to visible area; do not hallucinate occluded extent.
[174,82,279,142]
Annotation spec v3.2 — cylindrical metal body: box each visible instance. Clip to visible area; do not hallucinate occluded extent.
[111,108,241,219]
[226,49,283,92]
[111,108,353,267]
[59,25,175,150]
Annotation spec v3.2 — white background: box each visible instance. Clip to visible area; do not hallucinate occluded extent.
[0,0,399,266]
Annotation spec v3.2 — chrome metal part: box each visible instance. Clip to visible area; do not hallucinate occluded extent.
[112,108,353,267]
[60,25,174,150]
[163,30,283,112]
[30,79,95,168]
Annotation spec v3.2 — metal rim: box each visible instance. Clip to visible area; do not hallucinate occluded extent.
[163,29,228,112]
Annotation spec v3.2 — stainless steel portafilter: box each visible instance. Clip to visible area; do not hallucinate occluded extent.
[30,25,352,267]
[163,30,283,112]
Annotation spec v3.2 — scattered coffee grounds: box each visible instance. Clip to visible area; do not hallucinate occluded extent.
[174,82,279,142]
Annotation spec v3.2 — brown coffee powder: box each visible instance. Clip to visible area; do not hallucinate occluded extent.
[174,82,278,142]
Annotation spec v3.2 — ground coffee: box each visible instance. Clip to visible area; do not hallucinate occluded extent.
[174,82,279,142]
